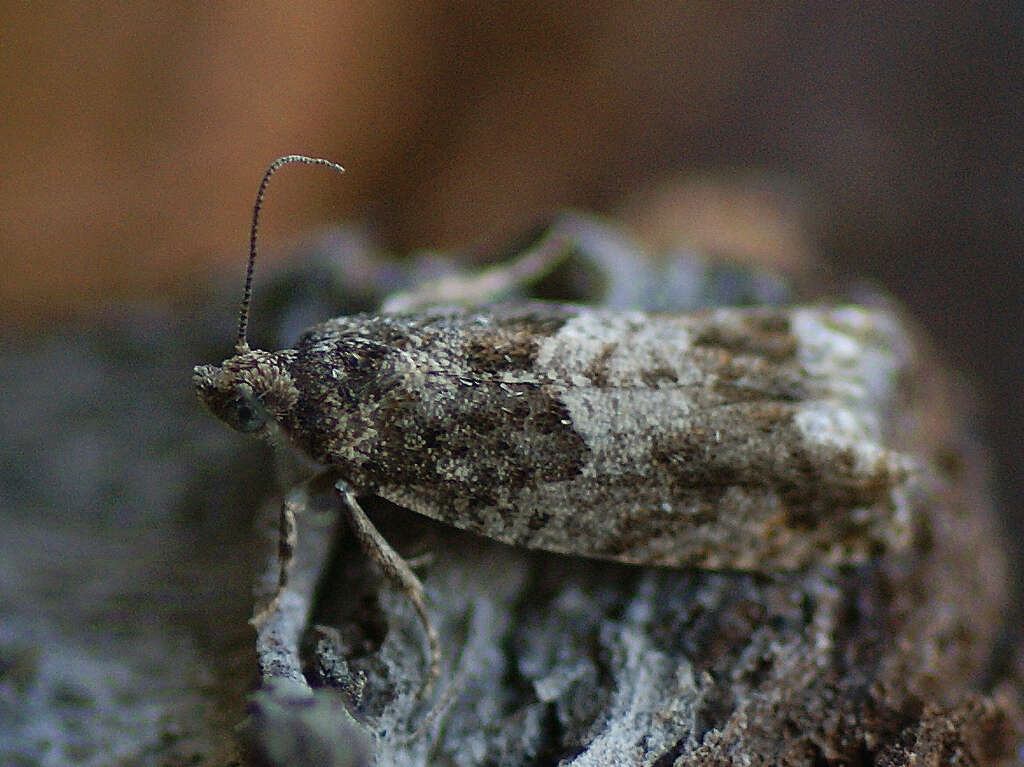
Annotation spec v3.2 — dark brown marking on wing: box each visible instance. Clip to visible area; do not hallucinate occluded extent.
[693,310,798,361]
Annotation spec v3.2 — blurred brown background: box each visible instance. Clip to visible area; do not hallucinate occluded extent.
[2,4,1020,550]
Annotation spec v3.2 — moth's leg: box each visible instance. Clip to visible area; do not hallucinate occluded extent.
[380,224,576,312]
[403,552,435,570]
[250,476,343,691]
[335,481,441,694]
[250,481,309,629]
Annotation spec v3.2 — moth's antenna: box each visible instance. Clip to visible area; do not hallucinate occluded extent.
[236,155,346,352]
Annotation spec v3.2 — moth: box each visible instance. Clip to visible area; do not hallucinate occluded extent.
[193,156,915,690]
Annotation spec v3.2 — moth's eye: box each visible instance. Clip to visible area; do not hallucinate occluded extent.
[232,396,266,433]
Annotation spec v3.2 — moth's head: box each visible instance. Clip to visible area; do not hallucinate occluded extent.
[193,155,345,438]
[192,348,299,437]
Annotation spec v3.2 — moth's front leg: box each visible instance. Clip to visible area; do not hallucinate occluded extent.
[250,481,308,628]
[250,478,338,688]
[335,481,442,695]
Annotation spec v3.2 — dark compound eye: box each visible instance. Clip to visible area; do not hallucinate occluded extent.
[232,397,266,432]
